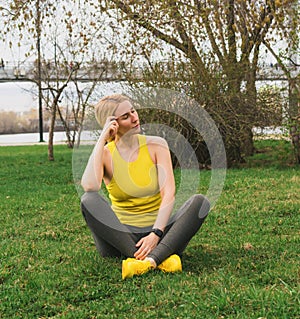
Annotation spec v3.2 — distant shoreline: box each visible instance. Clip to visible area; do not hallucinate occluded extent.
[0,129,65,135]
[0,131,95,146]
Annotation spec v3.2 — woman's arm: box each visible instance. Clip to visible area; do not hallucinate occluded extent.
[152,137,176,231]
[81,117,118,192]
[134,136,176,260]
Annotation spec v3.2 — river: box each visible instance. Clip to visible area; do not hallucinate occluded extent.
[0,127,286,146]
[0,131,95,146]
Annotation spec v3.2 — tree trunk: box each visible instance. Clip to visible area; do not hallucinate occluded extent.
[289,79,300,164]
[291,125,300,164]
[65,129,74,148]
[222,126,244,167]
[243,60,258,157]
[241,127,254,157]
[48,104,56,161]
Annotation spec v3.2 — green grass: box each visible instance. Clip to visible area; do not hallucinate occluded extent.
[0,140,299,319]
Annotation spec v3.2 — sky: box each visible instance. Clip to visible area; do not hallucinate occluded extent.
[0,40,37,112]
[0,82,37,112]
[0,82,38,112]
[0,1,295,114]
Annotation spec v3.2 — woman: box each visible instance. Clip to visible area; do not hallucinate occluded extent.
[81,94,210,279]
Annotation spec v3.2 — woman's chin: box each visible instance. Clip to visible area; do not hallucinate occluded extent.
[132,125,141,133]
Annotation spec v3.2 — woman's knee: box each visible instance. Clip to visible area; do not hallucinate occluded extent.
[81,191,100,204]
[191,194,211,219]
[81,191,108,210]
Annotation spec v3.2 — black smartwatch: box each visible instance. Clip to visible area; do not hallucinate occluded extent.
[151,228,163,238]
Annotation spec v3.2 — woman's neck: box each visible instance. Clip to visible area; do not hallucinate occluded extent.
[115,133,139,149]
[114,134,140,162]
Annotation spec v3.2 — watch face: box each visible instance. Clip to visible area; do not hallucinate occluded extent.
[152,228,163,237]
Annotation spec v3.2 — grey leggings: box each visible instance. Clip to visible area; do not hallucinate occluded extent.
[81,192,210,265]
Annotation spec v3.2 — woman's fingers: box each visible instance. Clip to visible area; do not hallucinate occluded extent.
[134,234,159,260]
[106,115,118,124]
[135,248,150,260]
[102,117,119,140]
[134,239,148,259]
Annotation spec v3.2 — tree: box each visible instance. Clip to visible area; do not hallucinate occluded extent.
[0,0,68,160]
[255,85,286,129]
[262,0,300,163]
[0,0,117,160]
[99,0,298,166]
[36,11,118,159]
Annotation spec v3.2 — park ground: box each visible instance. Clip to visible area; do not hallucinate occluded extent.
[0,139,299,319]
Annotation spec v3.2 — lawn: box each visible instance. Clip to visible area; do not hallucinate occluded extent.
[0,140,299,319]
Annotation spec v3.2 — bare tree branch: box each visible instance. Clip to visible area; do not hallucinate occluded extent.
[227,0,237,63]
[198,3,226,65]
[263,40,293,80]
[111,0,191,56]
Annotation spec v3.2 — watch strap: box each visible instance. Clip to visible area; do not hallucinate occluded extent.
[151,228,163,238]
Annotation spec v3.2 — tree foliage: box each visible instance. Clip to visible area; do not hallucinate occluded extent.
[0,0,298,164]
[0,0,118,160]
[100,0,298,165]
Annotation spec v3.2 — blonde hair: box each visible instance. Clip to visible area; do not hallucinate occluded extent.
[94,94,130,128]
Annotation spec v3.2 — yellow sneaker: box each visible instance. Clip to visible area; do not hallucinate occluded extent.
[122,258,153,280]
[157,254,182,273]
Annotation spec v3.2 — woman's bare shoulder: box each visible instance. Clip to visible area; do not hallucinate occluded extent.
[103,144,112,160]
[145,135,168,147]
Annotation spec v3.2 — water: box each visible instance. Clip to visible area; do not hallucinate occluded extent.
[0,127,286,146]
[0,131,95,146]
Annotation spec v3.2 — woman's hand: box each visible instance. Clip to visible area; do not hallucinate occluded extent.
[134,233,160,260]
[101,116,119,142]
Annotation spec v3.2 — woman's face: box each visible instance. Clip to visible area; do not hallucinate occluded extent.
[114,100,140,136]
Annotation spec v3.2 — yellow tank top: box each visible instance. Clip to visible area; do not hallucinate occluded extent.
[106,134,162,227]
